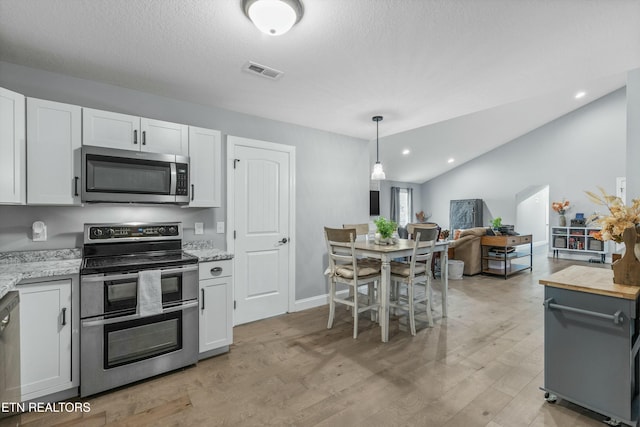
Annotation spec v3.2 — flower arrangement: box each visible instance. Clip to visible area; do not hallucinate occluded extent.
[415,211,431,223]
[551,199,571,215]
[585,187,640,243]
[374,216,397,239]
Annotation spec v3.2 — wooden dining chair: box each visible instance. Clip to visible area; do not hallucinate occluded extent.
[389,225,439,335]
[342,223,381,312]
[325,227,381,339]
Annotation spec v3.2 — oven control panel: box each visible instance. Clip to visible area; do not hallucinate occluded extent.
[87,223,180,241]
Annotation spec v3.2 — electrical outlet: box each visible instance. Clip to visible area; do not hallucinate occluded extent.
[194,223,204,235]
[32,221,47,241]
[216,222,225,234]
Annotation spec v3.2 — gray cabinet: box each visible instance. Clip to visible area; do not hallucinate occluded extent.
[449,199,483,230]
[540,266,640,426]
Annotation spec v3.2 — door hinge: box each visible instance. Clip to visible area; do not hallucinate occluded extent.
[234,230,237,239]
[234,300,237,309]
[233,158,240,169]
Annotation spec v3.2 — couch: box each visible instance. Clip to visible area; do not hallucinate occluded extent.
[448,227,488,275]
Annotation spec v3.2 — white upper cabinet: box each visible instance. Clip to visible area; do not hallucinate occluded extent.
[0,87,26,205]
[83,107,188,156]
[141,118,189,156]
[82,108,139,150]
[27,98,82,205]
[189,126,222,207]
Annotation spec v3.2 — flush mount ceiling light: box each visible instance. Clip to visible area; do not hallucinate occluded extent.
[371,116,386,180]
[402,149,410,155]
[575,91,586,99]
[243,0,304,36]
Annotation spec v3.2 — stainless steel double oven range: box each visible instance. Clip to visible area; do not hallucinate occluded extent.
[80,222,199,397]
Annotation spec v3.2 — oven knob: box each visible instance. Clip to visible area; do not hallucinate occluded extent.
[158,227,166,235]
[93,228,103,237]
[168,226,177,235]
[107,228,115,236]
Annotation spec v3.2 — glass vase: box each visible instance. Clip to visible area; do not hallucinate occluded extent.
[558,214,566,227]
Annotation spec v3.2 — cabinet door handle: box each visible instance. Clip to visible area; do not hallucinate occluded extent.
[191,184,195,201]
[142,131,146,145]
[74,176,79,197]
[61,307,67,326]
[201,289,205,310]
[544,298,623,325]
[210,267,222,275]
[134,130,138,144]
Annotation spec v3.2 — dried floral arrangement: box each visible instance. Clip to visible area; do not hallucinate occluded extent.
[585,187,640,243]
[551,199,571,215]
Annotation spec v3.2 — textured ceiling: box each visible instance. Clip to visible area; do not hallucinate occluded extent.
[1,0,639,183]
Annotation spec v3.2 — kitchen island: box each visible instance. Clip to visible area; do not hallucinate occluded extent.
[539,265,640,426]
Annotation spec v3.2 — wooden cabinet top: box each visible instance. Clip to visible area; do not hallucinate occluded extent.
[481,234,532,246]
[539,265,640,300]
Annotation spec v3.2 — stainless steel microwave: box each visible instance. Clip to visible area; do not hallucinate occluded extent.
[81,145,190,204]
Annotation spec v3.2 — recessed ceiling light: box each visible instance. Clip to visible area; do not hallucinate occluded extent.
[402,149,410,155]
[575,91,586,99]
[447,158,455,164]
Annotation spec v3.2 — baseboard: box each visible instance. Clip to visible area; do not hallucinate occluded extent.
[294,289,348,312]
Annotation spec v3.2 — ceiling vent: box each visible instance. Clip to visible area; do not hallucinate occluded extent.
[242,61,284,80]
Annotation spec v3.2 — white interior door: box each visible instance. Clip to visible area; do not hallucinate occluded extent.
[229,136,294,325]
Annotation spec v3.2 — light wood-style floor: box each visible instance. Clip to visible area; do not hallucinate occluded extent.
[4,253,617,427]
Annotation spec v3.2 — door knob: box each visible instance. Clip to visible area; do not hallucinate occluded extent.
[279,237,288,244]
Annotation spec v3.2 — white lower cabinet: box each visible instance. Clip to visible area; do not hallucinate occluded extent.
[18,278,76,401]
[199,260,233,356]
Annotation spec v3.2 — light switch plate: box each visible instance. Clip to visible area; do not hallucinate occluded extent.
[216,222,225,234]
[195,223,204,235]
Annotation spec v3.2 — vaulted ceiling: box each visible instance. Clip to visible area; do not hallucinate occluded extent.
[1,0,639,182]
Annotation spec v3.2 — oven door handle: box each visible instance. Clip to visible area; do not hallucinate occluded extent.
[81,300,198,327]
[82,265,198,282]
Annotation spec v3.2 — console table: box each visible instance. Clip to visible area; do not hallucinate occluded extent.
[481,234,533,279]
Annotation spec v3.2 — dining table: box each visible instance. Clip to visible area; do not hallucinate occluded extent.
[343,238,450,342]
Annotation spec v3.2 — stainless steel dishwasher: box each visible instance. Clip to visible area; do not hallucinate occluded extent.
[0,291,20,419]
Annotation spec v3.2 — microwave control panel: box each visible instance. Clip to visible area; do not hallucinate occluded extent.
[176,163,189,196]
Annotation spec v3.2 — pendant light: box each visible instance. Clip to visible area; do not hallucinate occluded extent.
[243,0,304,36]
[371,115,386,180]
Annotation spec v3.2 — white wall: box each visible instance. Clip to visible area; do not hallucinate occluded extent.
[627,68,640,199]
[421,88,627,240]
[0,61,370,301]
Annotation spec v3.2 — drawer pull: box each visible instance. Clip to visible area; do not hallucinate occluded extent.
[210,267,223,275]
[544,298,623,325]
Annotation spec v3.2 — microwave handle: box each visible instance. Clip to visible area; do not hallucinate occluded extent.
[191,184,195,201]
[74,176,79,197]
[170,163,177,195]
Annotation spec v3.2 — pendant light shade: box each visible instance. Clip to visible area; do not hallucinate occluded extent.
[243,0,304,36]
[371,115,386,180]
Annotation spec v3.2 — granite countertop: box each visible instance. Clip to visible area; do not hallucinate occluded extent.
[183,240,234,262]
[0,249,82,300]
[0,243,232,300]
